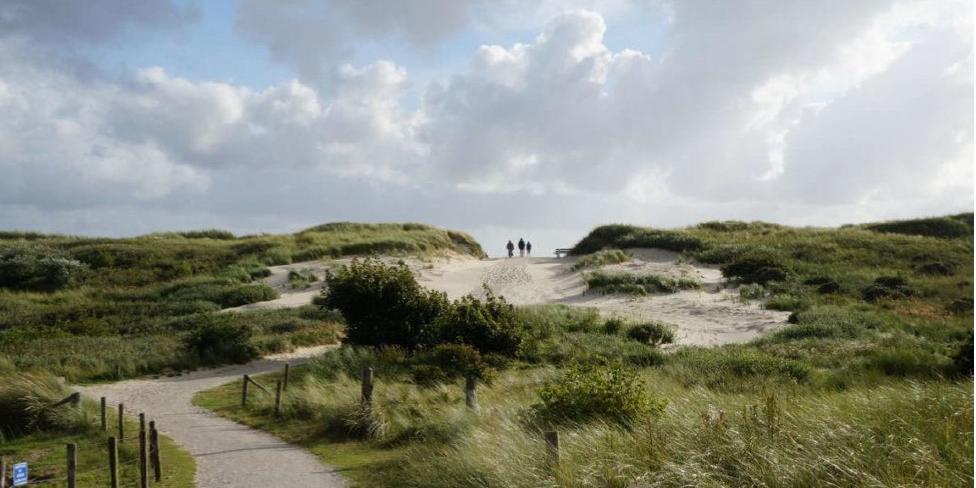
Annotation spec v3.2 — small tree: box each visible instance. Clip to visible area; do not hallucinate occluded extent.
[434,288,525,357]
[320,258,448,350]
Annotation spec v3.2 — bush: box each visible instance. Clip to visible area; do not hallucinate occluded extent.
[434,290,524,357]
[947,297,973,315]
[952,333,973,376]
[534,362,665,425]
[183,317,258,365]
[584,271,700,295]
[720,250,791,284]
[803,276,841,294]
[915,262,954,276]
[626,322,675,346]
[861,276,916,302]
[602,318,625,335]
[0,244,87,291]
[865,216,971,239]
[411,344,494,385]
[571,225,704,254]
[320,258,448,350]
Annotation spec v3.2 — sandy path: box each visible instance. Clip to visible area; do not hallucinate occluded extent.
[76,346,345,488]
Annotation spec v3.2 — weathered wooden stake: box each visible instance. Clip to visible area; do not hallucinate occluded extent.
[108,436,119,488]
[361,366,374,405]
[283,363,290,390]
[464,377,478,410]
[118,403,125,441]
[544,431,560,464]
[1,456,6,488]
[241,374,250,407]
[139,428,148,488]
[66,443,77,488]
[274,380,283,417]
[149,421,161,482]
[100,397,107,431]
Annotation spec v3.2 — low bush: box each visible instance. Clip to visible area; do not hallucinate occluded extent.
[571,250,631,271]
[952,332,973,376]
[534,362,664,425]
[861,276,917,302]
[602,317,625,335]
[571,225,704,254]
[182,317,258,365]
[287,269,319,289]
[320,258,449,350]
[584,271,700,295]
[411,344,494,385]
[626,322,675,346]
[803,276,841,294]
[865,216,971,239]
[0,244,87,291]
[434,290,524,357]
[915,261,954,276]
[720,250,791,284]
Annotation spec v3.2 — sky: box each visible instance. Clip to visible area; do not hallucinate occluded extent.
[0,0,972,256]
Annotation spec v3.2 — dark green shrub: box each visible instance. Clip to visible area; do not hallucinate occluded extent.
[952,333,973,376]
[865,216,971,239]
[320,258,448,350]
[697,220,751,232]
[720,250,791,284]
[411,343,494,385]
[803,276,841,294]
[626,322,675,346]
[571,225,703,254]
[947,298,973,315]
[217,284,279,307]
[602,318,625,335]
[915,262,954,276]
[0,244,87,291]
[535,362,665,425]
[180,229,236,239]
[182,318,258,365]
[861,276,916,302]
[434,290,524,357]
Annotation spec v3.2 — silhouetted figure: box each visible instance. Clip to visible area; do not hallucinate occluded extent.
[518,238,526,257]
[526,241,532,256]
[506,240,515,258]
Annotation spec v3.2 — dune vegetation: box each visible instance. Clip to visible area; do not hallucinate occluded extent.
[195,214,973,487]
[0,222,483,383]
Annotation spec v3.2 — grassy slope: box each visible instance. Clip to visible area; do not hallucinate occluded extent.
[193,214,974,487]
[0,223,483,382]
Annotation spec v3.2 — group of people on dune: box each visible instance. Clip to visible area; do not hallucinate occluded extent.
[505,238,532,258]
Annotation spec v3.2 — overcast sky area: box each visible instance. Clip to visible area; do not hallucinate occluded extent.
[0,0,972,255]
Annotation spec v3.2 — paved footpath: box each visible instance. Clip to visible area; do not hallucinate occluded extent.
[78,346,345,488]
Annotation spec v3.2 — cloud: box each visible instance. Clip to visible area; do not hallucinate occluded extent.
[0,0,970,247]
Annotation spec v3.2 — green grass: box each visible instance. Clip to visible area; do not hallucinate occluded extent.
[0,222,480,382]
[583,270,701,295]
[191,214,973,487]
[570,249,631,271]
[0,372,195,487]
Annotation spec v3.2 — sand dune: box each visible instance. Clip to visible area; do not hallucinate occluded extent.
[229,249,787,346]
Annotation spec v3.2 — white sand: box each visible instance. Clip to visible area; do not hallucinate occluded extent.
[233,249,787,346]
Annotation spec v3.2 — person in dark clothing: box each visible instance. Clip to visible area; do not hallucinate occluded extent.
[506,240,515,258]
[518,238,526,257]
[526,241,532,256]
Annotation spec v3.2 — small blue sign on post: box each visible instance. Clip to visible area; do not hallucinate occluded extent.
[12,462,28,486]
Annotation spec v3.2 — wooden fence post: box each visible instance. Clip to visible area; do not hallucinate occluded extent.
[465,377,478,410]
[149,421,161,482]
[100,397,107,431]
[283,363,290,391]
[66,443,77,488]
[274,380,282,417]
[1,456,6,488]
[139,427,148,488]
[108,436,119,488]
[118,403,124,441]
[361,366,374,406]
[241,374,249,407]
[544,431,559,464]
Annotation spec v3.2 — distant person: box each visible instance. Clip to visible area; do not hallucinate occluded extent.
[506,240,515,258]
[526,241,532,256]
[518,238,526,257]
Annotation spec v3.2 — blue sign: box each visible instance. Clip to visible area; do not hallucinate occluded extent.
[12,462,27,486]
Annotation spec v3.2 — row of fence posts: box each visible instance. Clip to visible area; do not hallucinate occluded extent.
[239,363,562,465]
[0,395,163,488]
